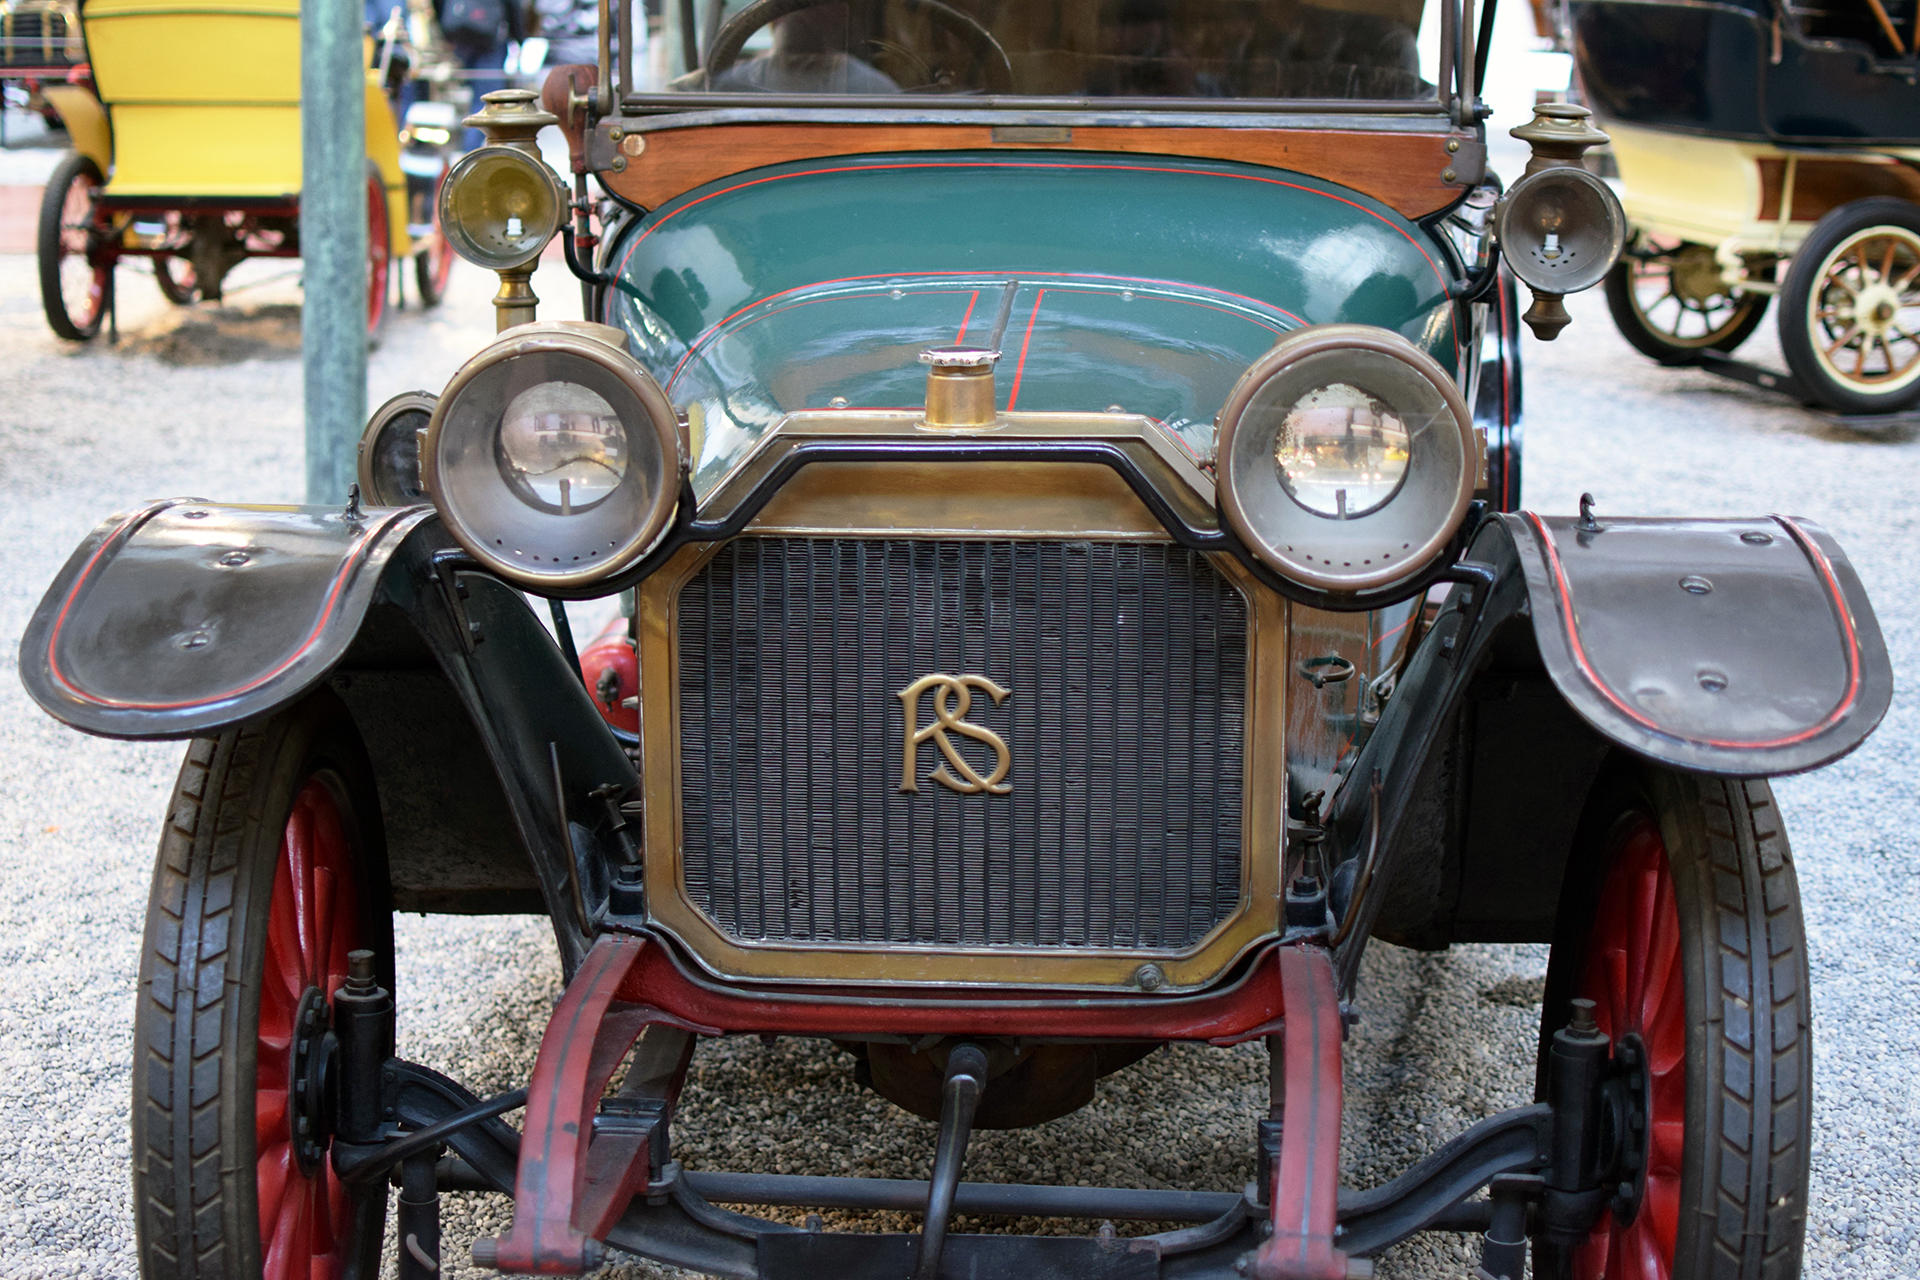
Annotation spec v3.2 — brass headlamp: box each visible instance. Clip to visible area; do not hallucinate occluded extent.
[437,89,569,331]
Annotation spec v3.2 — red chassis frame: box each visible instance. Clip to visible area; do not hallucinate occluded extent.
[480,932,1355,1279]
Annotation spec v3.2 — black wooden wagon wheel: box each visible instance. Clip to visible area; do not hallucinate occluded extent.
[1602,238,1770,365]
[1536,768,1811,1280]
[133,693,393,1279]
[1780,198,1920,414]
[36,150,114,341]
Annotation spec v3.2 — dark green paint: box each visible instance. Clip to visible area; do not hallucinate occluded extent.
[604,153,1462,491]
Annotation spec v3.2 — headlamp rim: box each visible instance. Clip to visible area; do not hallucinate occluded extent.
[435,144,568,273]
[421,321,684,591]
[1215,324,1477,596]
[357,389,438,509]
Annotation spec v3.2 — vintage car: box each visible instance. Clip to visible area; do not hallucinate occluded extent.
[33,0,461,341]
[1573,0,1920,413]
[17,2,1894,1279]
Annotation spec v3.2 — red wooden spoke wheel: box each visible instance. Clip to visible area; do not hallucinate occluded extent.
[367,169,391,334]
[133,695,390,1280]
[254,779,363,1278]
[1539,771,1812,1280]
[1570,814,1684,1280]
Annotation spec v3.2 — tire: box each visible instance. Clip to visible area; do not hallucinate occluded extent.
[156,254,199,306]
[132,692,393,1280]
[37,150,112,341]
[1536,767,1810,1280]
[366,167,391,335]
[414,173,454,308]
[1603,241,1771,366]
[1779,197,1920,414]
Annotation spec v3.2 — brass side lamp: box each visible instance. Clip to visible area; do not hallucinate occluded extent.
[1495,103,1627,340]
[437,89,568,331]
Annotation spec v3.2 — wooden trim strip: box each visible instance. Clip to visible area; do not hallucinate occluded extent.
[600,123,1469,219]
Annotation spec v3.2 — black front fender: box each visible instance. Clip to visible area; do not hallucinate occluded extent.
[1504,510,1890,776]
[1332,510,1890,957]
[20,499,436,739]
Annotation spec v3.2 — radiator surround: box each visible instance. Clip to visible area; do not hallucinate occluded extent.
[634,425,1288,992]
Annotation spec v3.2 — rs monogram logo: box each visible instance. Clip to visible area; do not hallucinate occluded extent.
[897,673,1012,795]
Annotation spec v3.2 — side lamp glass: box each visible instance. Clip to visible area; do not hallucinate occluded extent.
[1215,325,1479,598]
[437,146,566,272]
[421,322,684,591]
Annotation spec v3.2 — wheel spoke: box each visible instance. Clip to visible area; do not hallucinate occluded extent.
[284,803,319,977]
[1824,324,1861,358]
[265,878,310,1000]
[256,1138,295,1260]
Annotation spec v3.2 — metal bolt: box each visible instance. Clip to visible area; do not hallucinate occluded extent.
[1569,997,1598,1033]
[611,156,627,171]
[346,950,375,987]
[180,631,212,650]
[218,550,250,567]
[1679,574,1713,595]
[805,1213,825,1233]
[608,126,624,141]
[1697,670,1729,693]
[1741,531,1774,546]
[1447,138,1460,152]
[184,510,210,519]
[470,1237,500,1268]
[1134,963,1167,992]
[828,396,850,409]
[1441,167,1457,183]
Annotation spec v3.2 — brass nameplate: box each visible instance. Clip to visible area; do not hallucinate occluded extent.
[992,126,1073,145]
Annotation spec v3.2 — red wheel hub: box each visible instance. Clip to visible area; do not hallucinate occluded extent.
[1573,814,1686,1280]
[254,778,363,1280]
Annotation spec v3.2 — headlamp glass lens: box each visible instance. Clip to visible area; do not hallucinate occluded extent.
[497,382,630,515]
[1272,382,1412,520]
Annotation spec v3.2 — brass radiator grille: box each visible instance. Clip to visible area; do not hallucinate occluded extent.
[676,538,1249,951]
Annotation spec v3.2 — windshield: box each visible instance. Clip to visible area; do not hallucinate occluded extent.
[655,0,1439,102]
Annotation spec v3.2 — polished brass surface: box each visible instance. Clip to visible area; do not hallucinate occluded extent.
[634,412,1286,991]
[492,266,539,332]
[451,89,566,326]
[746,461,1170,538]
[920,346,1001,429]
[898,674,1014,795]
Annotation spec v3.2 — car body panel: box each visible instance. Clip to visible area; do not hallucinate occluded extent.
[605,153,1462,491]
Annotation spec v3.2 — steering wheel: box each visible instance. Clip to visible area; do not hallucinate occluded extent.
[703,0,1014,93]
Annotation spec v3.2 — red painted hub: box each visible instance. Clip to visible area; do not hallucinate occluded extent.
[1573,814,1686,1280]
[254,778,363,1280]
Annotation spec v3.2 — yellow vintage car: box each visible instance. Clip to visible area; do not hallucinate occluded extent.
[35,0,460,340]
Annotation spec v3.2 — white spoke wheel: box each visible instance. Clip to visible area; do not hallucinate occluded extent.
[132,692,392,1280]
[1534,767,1811,1280]
[1603,240,1770,365]
[36,150,113,342]
[1780,198,1920,413]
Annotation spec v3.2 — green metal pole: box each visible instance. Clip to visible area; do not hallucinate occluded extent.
[301,0,368,504]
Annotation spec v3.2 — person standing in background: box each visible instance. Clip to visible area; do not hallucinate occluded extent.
[439,0,525,147]
[533,0,600,69]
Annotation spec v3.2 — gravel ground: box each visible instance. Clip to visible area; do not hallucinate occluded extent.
[0,246,1913,1280]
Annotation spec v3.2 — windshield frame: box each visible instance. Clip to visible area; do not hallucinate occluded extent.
[603,0,1482,122]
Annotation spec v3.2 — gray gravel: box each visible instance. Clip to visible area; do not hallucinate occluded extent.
[0,252,1913,1280]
